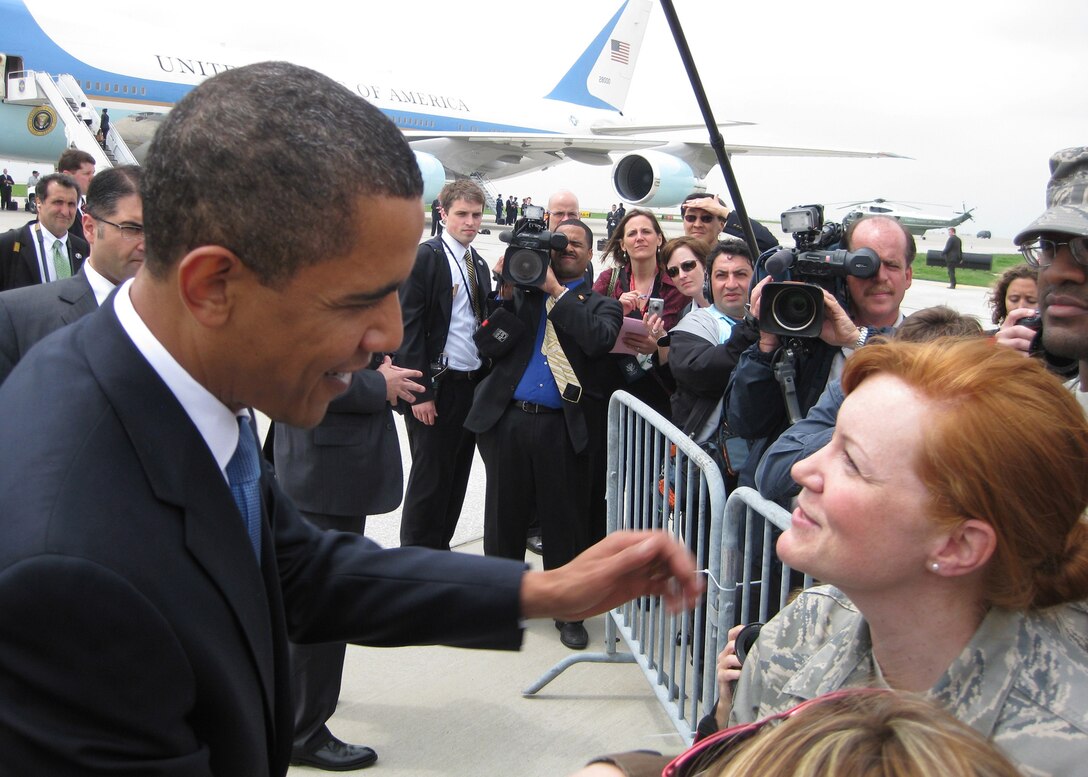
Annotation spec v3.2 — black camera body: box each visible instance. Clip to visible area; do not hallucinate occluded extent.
[500,204,568,289]
[759,205,878,338]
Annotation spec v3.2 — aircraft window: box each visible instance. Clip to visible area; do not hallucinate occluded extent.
[123,85,128,93]
[95,82,100,90]
[141,87,146,96]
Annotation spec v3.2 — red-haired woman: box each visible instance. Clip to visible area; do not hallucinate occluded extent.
[722,338,1088,776]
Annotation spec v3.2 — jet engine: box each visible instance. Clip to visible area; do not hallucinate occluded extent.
[413,151,446,204]
[611,150,705,207]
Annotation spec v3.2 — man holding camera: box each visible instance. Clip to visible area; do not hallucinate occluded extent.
[466,219,622,650]
[726,215,914,485]
[397,179,492,550]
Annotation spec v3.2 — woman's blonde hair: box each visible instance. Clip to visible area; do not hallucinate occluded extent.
[713,691,1020,777]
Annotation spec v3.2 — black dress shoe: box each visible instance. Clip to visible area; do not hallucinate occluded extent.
[555,619,588,650]
[290,737,378,771]
[526,533,543,555]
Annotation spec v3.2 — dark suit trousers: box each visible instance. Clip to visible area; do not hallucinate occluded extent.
[478,405,591,570]
[400,375,478,549]
[289,511,367,751]
[947,263,957,288]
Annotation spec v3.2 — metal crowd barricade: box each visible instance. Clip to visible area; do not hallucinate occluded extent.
[523,391,728,744]
[716,487,813,645]
[523,392,812,746]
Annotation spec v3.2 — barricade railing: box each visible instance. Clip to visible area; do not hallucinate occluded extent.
[523,392,812,747]
[524,391,727,744]
[715,487,813,646]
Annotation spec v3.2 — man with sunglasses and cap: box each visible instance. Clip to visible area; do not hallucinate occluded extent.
[1010,146,1088,414]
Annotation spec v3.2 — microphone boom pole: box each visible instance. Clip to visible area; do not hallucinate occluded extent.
[657,0,762,257]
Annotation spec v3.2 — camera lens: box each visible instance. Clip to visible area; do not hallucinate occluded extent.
[734,622,763,665]
[506,248,546,286]
[771,287,818,332]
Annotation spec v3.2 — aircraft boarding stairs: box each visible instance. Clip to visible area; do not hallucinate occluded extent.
[4,69,138,169]
[469,172,501,213]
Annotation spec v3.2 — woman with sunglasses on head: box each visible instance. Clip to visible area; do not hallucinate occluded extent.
[717,338,1088,776]
[574,690,1023,777]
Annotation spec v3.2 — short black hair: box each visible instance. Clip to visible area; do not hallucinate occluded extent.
[556,218,593,248]
[86,165,141,220]
[142,61,423,286]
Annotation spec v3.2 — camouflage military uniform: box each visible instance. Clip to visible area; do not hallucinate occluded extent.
[730,586,1088,777]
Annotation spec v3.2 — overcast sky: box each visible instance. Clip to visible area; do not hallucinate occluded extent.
[9,0,1085,238]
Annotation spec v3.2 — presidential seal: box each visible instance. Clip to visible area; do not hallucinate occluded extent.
[28,105,57,136]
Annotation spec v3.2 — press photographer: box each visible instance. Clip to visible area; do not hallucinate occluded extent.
[467,219,623,651]
[725,213,915,488]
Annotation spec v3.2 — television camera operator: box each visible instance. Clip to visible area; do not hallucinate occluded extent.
[725,212,915,488]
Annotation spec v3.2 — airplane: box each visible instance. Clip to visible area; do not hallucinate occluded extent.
[0,0,903,206]
[827,198,975,237]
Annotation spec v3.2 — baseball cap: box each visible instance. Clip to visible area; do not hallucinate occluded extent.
[1014,146,1088,244]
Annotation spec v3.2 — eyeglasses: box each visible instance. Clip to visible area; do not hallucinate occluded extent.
[1019,236,1088,268]
[684,214,716,224]
[666,259,700,277]
[96,217,144,241]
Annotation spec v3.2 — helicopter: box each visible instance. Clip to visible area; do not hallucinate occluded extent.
[826,198,975,237]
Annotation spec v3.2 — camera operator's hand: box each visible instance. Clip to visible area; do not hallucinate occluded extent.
[492,255,516,299]
[714,623,745,728]
[994,306,1038,357]
[818,289,864,348]
[538,265,565,299]
[748,277,780,353]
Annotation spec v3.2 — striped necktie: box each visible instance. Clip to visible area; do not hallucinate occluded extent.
[51,240,71,280]
[543,296,581,403]
[463,248,481,321]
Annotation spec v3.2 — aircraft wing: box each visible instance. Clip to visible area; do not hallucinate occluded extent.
[406,131,908,181]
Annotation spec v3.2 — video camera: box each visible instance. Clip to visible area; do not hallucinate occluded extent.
[759,205,878,338]
[499,204,568,289]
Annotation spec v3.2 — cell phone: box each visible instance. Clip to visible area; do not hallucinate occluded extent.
[646,297,664,318]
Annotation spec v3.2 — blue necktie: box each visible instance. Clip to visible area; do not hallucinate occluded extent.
[226,415,262,560]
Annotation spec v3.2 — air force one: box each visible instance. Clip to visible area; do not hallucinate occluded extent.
[0,0,902,206]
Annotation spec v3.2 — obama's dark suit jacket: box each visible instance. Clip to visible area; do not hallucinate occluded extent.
[0,299,525,776]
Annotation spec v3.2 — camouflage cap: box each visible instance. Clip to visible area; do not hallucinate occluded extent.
[1014,146,1088,244]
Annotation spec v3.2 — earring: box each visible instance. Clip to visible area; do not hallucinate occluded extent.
[929,562,940,572]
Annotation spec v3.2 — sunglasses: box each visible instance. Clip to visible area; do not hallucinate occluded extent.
[683,214,717,224]
[666,259,700,277]
[663,689,890,777]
